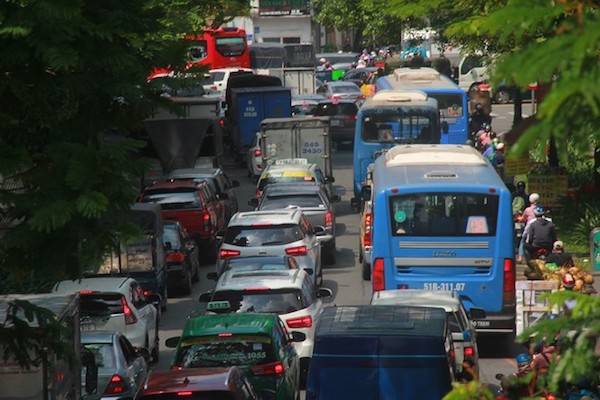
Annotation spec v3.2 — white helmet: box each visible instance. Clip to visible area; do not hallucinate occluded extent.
[529,193,540,203]
[319,57,326,63]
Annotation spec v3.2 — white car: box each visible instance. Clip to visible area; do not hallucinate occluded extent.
[370,289,484,374]
[203,68,253,93]
[246,131,263,182]
[53,277,160,362]
[199,268,332,386]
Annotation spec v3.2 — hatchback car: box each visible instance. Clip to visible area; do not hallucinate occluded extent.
[53,277,160,362]
[250,182,340,264]
[207,255,300,280]
[199,269,332,387]
[163,220,200,295]
[313,99,359,145]
[137,367,263,400]
[165,313,305,400]
[167,167,240,223]
[370,289,485,375]
[81,331,148,400]
[217,209,327,286]
[315,81,365,103]
[291,94,326,117]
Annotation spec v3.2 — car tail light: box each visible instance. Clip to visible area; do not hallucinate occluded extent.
[121,296,138,325]
[219,118,225,128]
[219,249,240,259]
[203,212,211,231]
[103,375,127,395]
[143,290,152,297]
[286,316,312,329]
[178,391,193,396]
[170,365,183,371]
[210,85,217,91]
[363,212,372,247]
[253,148,262,157]
[256,190,261,198]
[165,251,185,263]
[79,290,97,295]
[324,212,333,228]
[286,245,307,256]
[251,361,285,376]
[329,95,341,99]
[357,94,366,99]
[503,258,515,302]
[372,258,385,291]
[464,346,474,357]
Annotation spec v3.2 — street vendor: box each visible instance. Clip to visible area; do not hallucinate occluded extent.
[545,240,574,267]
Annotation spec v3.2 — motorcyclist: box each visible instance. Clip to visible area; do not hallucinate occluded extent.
[524,205,557,263]
[498,353,534,398]
[522,193,541,225]
[469,103,492,140]
[512,181,529,215]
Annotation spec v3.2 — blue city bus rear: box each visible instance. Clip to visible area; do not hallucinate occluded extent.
[352,90,441,199]
[369,145,516,335]
[376,68,468,145]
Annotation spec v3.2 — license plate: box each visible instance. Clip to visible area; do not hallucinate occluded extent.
[330,119,342,127]
[423,282,466,291]
[81,323,96,332]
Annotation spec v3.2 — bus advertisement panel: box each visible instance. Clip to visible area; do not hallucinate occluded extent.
[367,145,516,335]
[376,67,469,145]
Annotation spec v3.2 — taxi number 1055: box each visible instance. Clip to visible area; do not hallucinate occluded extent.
[423,282,466,291]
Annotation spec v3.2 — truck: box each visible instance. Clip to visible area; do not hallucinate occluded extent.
[0,293,97,400]
[259,116,334,184]
[228,86,292,163]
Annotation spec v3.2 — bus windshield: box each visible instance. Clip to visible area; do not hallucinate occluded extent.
[428,94,464,119]
[389,193,499,236]
[361,112,439,144]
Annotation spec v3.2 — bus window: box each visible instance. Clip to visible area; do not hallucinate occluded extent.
[216,37,247,57]
[362,114,438,144]
[429,94,464,118]
[189,42,208,61]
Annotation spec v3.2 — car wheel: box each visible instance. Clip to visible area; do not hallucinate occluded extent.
[362,261,371,281]
[494,89,511,104]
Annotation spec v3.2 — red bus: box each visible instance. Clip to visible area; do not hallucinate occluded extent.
[186,27,251,70]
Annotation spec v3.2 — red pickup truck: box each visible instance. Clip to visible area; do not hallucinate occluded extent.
[138,180,224,261]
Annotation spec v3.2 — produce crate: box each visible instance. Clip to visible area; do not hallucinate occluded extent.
[515,280,559,336]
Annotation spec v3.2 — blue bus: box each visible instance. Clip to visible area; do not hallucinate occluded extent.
[365,144,515,335]
[351,89,446,201]
[376,67,469,145]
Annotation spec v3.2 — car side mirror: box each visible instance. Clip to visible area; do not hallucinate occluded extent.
[164,242,172,251]
[207,272,218,281]
[247,198,259,208]
[218,192,229,200]
[326,176,335,183]
[290,331,306,343]
[81,348,98,395]
[198,291,213,302]
[331,194,341,203]
[350,197,361,213]
[441,121,449,134]
[469,307,486,319]
[136,347,151,363]
[215,232,224,242]
[165,337,180,348]
[313,226,326,236]
[317,287,333,299]
[231,180,240,188]
[361,186,371,201]
[303,268,314,276]
[147,294,162,309]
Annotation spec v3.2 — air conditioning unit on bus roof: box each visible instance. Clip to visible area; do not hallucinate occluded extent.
[384,145,487,167]
[394,67,441,82]
[372,89,428,102]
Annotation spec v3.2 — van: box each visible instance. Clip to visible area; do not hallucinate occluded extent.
[305,305,456,400]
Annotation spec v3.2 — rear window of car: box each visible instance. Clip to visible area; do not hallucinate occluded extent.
[175,334,275,367]
[209,72,226,82]
[292,104,317,116]
[259,194,325,210]
[139,394,234,400]
[83,343,116,368]
[80,294,123,317]
[141,188,202,210]
[211,289,304,314]
[163,225,182,248]
[258,173,315,191]
[223,258,290,273]
[314,103,358,116]
[331,85,360,94]
[224,224,302,246]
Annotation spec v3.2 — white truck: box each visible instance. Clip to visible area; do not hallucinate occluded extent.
[254,68,316,96]
[259,116,334,183]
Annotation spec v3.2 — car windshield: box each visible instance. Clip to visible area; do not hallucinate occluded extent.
[224,224,302,246]
[210,289,304,314]
[141,189,201,210]
[314,103,358,116]
[83,343,116,369]
[176,334,275,367]
[260,194,325,210]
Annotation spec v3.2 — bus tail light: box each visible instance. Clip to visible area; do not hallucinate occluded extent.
[363,212,372,247]
[372,258,385,291]
[503,258,515,302]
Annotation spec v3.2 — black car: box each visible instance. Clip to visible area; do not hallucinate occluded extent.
[313,99,359,145]
[163,220,200,295]
[168,167,240,223]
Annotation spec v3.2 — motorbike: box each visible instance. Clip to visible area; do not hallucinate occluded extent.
[514,214,525,250]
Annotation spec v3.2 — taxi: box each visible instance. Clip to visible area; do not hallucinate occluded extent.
[165,313,305,400]
[255,159,333,200]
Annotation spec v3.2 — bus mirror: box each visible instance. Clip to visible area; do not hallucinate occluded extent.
[350,198,360,213]
[442,121,449,134]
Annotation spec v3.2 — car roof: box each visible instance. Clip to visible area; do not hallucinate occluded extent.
[81,330,118,344]
[169,167,219,178]
[143,180,205,191]
[141,368,240,394]
[53,277,131,293]
[263,160,318,173]
[214,269,308,291]
[228,209,303,226]
[262,183,326,197]
[182,313,278,337]
[371,289,460,312]
[316,99,358,105]
[293,94,326,101]
[326,80,360,87]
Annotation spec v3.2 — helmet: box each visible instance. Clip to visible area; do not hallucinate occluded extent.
[516,181,526,191]
[515,353,531,367]
[534,206,544,216]
[529,193,540,203]
[484,124,492,132]
[547,313,559,320]
[319,57,326,63]
[562,273,575,289]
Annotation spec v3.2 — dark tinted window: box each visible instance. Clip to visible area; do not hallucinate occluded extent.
[224,224,302,246]
[141,188,202,210]
[292,104,317,116]
[175,334,275,367]
[139,393,235,400]
[163,225,182,248]
[330,84,360,94]
[80,294,123,317]
[259,194,324,210]
[314,103,358,116]
[211,289,304,314]
[223,258,291,273]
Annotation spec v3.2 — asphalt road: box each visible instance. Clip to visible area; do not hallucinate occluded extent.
[154,104,528,391]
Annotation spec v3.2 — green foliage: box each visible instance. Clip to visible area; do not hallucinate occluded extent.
[442,381,494,400]
[555,193,600,247]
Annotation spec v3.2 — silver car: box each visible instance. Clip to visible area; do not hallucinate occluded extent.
[250,182,340,264]
[81,331,148,400]
[217,209,327,286]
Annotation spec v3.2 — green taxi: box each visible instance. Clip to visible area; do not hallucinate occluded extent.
[165,310,305,400]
